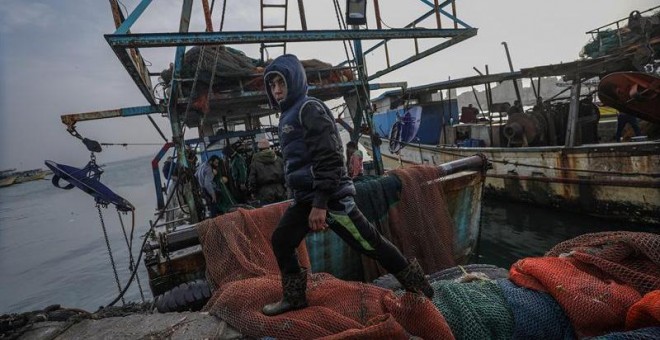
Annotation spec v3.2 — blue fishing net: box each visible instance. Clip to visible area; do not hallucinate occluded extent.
[353,174,401,223]
[497,278,576,340]
[432,279,514,340]
[587,327,660,339]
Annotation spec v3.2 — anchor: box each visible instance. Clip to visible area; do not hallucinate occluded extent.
[44,130,145,306]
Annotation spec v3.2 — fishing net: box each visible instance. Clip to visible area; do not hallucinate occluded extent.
[545,232,660,295]
[510,231,660,338]
[196,165,458,338]
[626,290,660,330]
[431,279,514,340]
[497,279,576,340]
[580,10,660,59]
[587,327,660,340]
[372,264,509,291]
[430,264,509,282]
[385,165,456,273]
[160,45,355,105]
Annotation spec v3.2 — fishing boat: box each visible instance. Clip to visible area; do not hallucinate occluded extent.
[0,175,17,188]
[13,169,49,184]
[49,0,488,316]
[362,7,660,225]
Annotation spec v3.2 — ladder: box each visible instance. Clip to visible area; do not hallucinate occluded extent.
[260,0,289,62]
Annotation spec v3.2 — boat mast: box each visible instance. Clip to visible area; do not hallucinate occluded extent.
[62,0,478,219]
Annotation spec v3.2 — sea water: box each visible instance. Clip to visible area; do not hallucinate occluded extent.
[0,155,653,314]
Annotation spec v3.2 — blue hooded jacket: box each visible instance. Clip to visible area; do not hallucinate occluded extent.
[264,54,355,208]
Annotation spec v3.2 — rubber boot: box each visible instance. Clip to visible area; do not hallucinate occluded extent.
[262,269,309,316]
[394,258,434,298]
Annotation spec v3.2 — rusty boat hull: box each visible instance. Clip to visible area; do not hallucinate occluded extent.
[363,138,660,225]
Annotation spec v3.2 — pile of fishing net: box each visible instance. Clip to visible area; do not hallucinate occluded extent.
[581,9,660,68]
[197,165,459,338]
[159,45,355,113]
[196,162,659,338]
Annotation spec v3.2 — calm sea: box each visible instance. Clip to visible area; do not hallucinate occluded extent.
[0,155,654,314]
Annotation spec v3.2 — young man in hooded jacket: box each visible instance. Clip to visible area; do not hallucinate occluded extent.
[262,54,433,316]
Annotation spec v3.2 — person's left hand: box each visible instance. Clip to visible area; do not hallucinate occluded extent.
[309,207,328,232]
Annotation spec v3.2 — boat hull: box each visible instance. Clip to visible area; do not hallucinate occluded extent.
[306,169,485,281]
[144,157,487,295]
[0,175,17,188]
[363,138,660,225]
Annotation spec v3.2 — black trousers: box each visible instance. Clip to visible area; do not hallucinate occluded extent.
[271,196,409,275]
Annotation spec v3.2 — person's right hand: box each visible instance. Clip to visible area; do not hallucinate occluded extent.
[308,207,328,232]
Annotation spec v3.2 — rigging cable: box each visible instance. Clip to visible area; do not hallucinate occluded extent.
[97,204,125,306]
[100,142,163,147]
[117,209,146,303]
[105,173,186,307]
[147,115,169,142]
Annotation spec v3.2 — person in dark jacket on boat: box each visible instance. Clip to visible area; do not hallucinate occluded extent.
[223,144,249,203]
[195,155,222,218]
[345,141,364,179]
[615,112,642,142]
[261,54,434,316]
[248,138,287,204]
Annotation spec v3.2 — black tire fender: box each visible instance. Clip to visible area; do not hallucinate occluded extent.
[154,279,212,313]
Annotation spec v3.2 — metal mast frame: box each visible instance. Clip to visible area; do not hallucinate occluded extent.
[63,0,477,222]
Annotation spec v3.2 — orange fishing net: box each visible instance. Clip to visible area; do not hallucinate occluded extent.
[510,231,660,338]
[196,165,457,338]
[385,165,456,272]
[626,290,660,330]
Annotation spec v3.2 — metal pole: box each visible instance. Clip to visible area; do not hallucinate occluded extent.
[471,86,483,112]
[373,0,390,67]
[501,42,522,105]
[433,0,442,29]
[439,90,447,145]
[168,0,198,223]
[485,65,494,147]
[297,0,307,30]
[354,36,383,175]
[565,80,581,147]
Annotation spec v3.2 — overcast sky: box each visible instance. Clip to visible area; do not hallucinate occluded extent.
[1,0,657,171]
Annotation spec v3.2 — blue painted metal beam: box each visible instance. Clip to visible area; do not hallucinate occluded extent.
[419,0,471,28]
[367,29,477,80]
[105,28,476,48]
[340,0,458,66]
[61,105,164,126]
[152,142,174,209]
[114,0,153,34]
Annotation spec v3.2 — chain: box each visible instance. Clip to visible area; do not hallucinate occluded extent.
[97,205,125,306]
[117,210,145,303]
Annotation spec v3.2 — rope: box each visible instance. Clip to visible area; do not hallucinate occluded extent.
[331,0,375,140]
[219,0,227,31]
[106,174,186,307]
[181,44,207,127]
[97,204,125,306]
[146,115,169,142]
[117,209,145,303]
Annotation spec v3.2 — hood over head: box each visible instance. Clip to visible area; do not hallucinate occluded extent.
[264,54,308,111]
[254,148,277,163]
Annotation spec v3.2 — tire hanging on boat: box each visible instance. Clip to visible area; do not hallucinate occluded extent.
[154,279,212,313]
